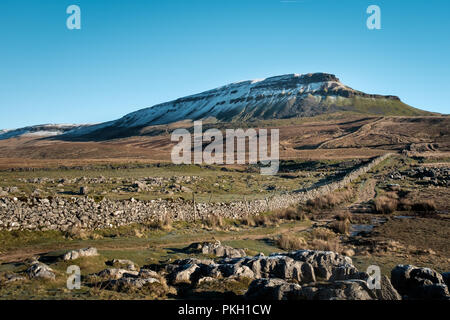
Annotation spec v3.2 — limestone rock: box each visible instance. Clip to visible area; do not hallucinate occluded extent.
[186,241,246,258]
[27,261,55,280]
[300,280,376,300]
[287,250,354,280]
[171,264,200,285]
[245,278,302,300]
[95,268,139,280]
[108,259,138,271]
[391,265,449,300]
[62,247,98,261]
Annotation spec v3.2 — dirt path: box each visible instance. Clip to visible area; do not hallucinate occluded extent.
[345,178,377,214]
[317,117,385,149]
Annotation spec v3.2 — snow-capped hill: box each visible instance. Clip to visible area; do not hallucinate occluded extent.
[63,72,427,140]
[0,124,89,140]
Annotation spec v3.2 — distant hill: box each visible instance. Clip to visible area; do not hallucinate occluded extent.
[0,124,89,140]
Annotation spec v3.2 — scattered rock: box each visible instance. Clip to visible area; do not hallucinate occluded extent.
[186,240,246,258]
[62,247,98,261]
[4,273,27,284]
[27,261,55,280]
[107,259,138,271]
[95,268,139,280]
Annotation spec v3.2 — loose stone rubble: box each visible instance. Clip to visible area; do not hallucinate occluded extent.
[389,166,450,187]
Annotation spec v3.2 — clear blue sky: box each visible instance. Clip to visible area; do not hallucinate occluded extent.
[0,0,449,129]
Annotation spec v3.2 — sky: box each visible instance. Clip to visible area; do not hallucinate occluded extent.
[0,0,449,129]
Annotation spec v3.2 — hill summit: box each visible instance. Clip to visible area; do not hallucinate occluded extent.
[61,72,430,139]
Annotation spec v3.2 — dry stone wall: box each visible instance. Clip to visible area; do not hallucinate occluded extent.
[0,154,392,231]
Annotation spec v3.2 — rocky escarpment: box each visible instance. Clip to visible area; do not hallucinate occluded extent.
[0,154,391,231]
[62,73,426,140]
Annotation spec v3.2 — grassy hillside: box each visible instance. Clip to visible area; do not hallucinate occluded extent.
[330,96,433,116]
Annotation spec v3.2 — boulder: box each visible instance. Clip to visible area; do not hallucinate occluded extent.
[219,264,254,279]
[185,241,246,258]
[287,250,354,280]
[4,273,26,284]
[375,275,402,300]
[107,259,138,271]
[329,263,359,281]
[391,265,449,300]
[442,272,450,287]
[95,268,139,280]
[138,269,162,279]
[173,258,216,266]
[171,264,200,285]
[245,278,302,300]
[300,280,376,300]
[27,261,55,280]
[113,277,160,290]
[62,247,98,261]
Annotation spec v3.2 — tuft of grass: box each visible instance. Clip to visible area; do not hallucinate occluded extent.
[202,215,224,229]
[310,239,341,253]
[276,234,307,251]
[149,217,173,231]
[412,200,437,215]
[239,216,256,227]
[310,227,337,241]
[275,207,307,221]
[374,196,398,214]
[306,189,354,210]
[329,220,350,235]
[334,211,351,222]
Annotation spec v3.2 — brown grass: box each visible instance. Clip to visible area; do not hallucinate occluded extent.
[253,215,278,227]
[334,211,351,222]
[239,214,278,227]
[412,200,437,215]
[310,227,337,241]
[374,196,398,214]
[277,234,307,251]
[329,220,350,235]
[310,239,341,252]
[202,215,224,229]
[306,189,354,210]
[149,216,173,231]
[275,207,307,221]
[240,216,256,227]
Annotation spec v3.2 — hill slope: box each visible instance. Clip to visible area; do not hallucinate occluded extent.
[60,72,431,140]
